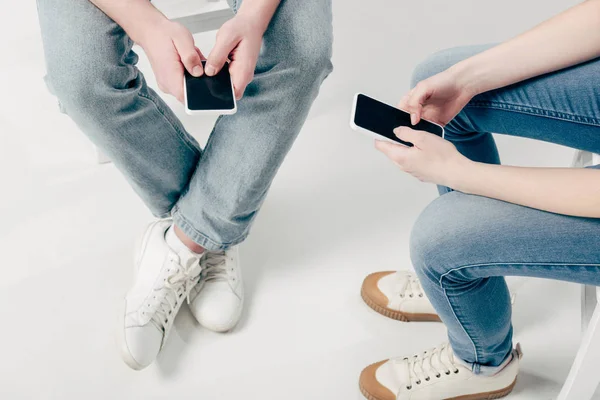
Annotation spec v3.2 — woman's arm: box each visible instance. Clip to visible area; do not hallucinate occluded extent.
[453,162,600,218]
[377,128,600,219]
[389,1,600,219]
[452,0,600,95]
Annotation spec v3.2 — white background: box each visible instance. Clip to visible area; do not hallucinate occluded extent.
[0,0,594,399]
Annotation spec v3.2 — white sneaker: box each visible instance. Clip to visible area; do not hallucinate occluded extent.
[360,342,522,400]
[117,220,202,370]
[361,271,440,322]
[188,246,244,332]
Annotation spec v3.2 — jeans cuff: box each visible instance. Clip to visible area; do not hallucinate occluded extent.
[171,206,246,252]
[455,350,514,376]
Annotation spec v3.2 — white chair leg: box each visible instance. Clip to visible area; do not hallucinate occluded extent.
[557,301,600,400]
[582,285,597,332]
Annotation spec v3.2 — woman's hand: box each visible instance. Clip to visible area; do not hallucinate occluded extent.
[139,20,205,103]
[205,14,265,100]
[399,68,478,126]
[375,127,471,187]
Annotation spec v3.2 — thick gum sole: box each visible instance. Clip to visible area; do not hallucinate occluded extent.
[361,286,442,322]
[360,378,518,400]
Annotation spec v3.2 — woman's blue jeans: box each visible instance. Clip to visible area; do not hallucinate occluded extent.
[409,45,600,375]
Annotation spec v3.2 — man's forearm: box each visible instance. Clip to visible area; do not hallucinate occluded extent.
[451,0,600,96]
[236,0,281,34]
[452,162,600,218]
[89,0,167,45]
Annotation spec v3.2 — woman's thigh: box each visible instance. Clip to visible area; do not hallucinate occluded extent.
[413,46,600,154]
[410,191,600,285]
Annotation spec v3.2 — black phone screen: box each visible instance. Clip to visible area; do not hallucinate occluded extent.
[185,61,235,111]
[353,94,444,146]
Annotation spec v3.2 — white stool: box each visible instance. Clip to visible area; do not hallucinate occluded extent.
[557,152,600,400]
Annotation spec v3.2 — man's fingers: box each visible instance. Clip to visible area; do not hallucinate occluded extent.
[206,30,236,76]
[195,46,206,61]
[172,27,203,77]
[230,52,255,100]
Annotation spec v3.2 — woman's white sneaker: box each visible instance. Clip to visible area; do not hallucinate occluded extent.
[117,220,202,370]
[188,246,244,332]
[359,342,522,400]
[361,271,441,322]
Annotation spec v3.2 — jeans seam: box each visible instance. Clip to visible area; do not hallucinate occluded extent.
[137,91,202,157]
[467,100,600,127]
[439,283,480,366]
[439,260,600,368]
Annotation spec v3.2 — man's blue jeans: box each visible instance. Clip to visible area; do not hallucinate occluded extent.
[409,45,600,375]
[36,0,333,251]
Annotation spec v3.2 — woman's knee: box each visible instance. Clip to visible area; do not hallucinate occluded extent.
[410,44,494,88]
[410,192,487,281]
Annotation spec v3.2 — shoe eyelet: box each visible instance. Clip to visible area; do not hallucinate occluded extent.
[454,369,459,374]
[406,386,412,390]
[425,377,430,381]
[400,295,405,298]
[419,294,423,297]
[436,374,441,378]
[416,380,421,385]
[409,294,414,298]
[445,371,451,375]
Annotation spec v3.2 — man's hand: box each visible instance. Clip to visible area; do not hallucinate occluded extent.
[205,14,264,100]
[139,20,205,103]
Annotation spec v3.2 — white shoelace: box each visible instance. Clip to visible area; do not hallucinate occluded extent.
[400,343,460,390]
[397,274,425,299]
[148,255,201,332]
[200,251,231,283]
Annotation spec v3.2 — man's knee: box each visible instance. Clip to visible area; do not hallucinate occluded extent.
[263,0,333,81]
[45,49,140,120]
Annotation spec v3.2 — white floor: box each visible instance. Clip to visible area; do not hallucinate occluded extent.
[1,0,596,399]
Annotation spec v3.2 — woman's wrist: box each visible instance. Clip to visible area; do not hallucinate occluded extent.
[443,156,478,193]
[447,56,493,98]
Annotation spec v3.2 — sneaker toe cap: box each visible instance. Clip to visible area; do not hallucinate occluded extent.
[120,325,163,370]
[190,289,242,332]
[360,360,397,400]
[361,271,395,309]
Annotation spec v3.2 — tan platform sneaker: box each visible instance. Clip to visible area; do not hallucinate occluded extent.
[360,342,522,400]
[361,270,440,322]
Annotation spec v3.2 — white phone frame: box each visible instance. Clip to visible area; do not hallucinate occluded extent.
[349,93,444,144]
[184,69,237,116]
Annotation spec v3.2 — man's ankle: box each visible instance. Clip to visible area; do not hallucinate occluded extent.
[171,224,205,254]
